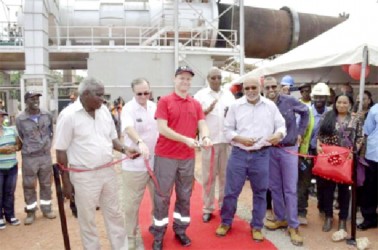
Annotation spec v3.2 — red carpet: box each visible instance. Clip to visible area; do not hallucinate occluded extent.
[139,181,277,250]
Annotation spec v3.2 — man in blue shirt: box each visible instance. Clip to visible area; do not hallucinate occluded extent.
[358,103,378,230]
[263,76,309,246]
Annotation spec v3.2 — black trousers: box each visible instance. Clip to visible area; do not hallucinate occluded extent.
[321,178,350,220]
[360,159,378,223]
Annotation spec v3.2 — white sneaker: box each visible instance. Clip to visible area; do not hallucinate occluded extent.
[298,216,308,225]
[8,217,21,226]
[0,219,6,230]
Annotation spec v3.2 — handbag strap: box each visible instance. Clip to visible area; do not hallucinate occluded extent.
[337,116,354,148]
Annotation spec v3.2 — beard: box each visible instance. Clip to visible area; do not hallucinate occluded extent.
[246,94,260,103]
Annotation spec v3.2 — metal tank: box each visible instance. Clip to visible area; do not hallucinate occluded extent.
[48,0,219,46]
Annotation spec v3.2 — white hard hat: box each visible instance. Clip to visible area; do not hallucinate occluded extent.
[311,82,330,97]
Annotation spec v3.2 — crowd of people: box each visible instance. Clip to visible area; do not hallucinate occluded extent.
[0,66,377,250]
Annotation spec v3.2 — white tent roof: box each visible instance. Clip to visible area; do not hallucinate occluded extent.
[240,7,378,84]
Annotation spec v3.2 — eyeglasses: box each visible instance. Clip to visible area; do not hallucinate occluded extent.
[210,75,222,80]
[300,89,310,93]
[244,86,258,91]
[265,85,277,90]
[136,92,150,96]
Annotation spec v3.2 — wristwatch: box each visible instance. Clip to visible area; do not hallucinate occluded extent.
[136,139,143,145]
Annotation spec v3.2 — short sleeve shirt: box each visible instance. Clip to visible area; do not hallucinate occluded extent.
[155,92,205,159]
[55,100,117,169]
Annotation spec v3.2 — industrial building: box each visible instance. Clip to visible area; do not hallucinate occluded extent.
[0,0,345,119]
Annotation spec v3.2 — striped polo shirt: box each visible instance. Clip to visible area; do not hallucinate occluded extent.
[0,126,18,170]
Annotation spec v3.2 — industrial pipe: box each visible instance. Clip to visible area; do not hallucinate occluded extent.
[217,4,347,58]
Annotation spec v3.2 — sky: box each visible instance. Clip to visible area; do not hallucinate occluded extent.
[1,0,377,22]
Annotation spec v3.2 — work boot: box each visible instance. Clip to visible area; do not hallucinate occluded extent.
[251,229,264,242]
[24,212,36,225]
[215,224,231,237]
[43,211,56,219]
[288,227,303,246]
[322,217,333,232]
[338,220,347,231]
[264,220,288,230]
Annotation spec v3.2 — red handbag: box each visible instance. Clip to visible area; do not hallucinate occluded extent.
[312,144,353,184]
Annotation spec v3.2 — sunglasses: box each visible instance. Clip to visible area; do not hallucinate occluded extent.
[210,75,222,80]
[136,92,150,96]
[265,85,277,90]
[244,86,258,91]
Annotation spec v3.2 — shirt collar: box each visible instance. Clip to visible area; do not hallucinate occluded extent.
[131,97,151,110]
[173,92,191,102]
[240,95,266,105]
[205,86,223,94]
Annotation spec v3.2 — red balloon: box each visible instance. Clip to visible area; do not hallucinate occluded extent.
[230,84,239,94]
[348,63,370,80]
[341,64,350,73]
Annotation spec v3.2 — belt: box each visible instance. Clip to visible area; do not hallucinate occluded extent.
[235,146,268,153]
[276,143,296,147]
[22,151,50,157]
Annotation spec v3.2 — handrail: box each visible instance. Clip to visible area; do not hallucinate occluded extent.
[48,25,237,49]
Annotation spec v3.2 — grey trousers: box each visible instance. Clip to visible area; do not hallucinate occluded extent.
[149,156,194,240]
[22,154,53,213]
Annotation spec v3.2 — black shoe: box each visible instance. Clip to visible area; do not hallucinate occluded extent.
[175,233,191,247]
[357,220,378,231]
[152,240,163,250]
[202,213,212,223]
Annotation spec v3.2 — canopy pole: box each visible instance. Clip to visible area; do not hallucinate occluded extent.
[346,45,368,246]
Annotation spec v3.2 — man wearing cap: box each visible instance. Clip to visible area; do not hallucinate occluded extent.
[296,83,315,225]
[149,66,212,250]
[298,83,312,107]
[194,67,235,223]
[15,91,56,225]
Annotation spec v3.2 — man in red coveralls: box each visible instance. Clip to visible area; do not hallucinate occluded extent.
[149,66,212,250]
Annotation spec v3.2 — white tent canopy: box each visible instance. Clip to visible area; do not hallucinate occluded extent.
[239,6,378,84]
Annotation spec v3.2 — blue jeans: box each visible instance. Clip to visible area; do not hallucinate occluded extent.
[220,147,270,229]
[0,165,18,220]
[269,146,299,228]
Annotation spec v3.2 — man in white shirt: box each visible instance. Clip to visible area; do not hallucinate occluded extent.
[194,67,235,223]
[215,76,286,243]
[55,77,138,250]
[120,78,158,249]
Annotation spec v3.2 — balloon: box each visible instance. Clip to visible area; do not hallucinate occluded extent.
[341,64,350,73]
[348,63,370,80]
[230,84,239,94]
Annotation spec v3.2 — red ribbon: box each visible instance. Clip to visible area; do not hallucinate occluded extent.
[144,158,164,197]
[57,153,138,172]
